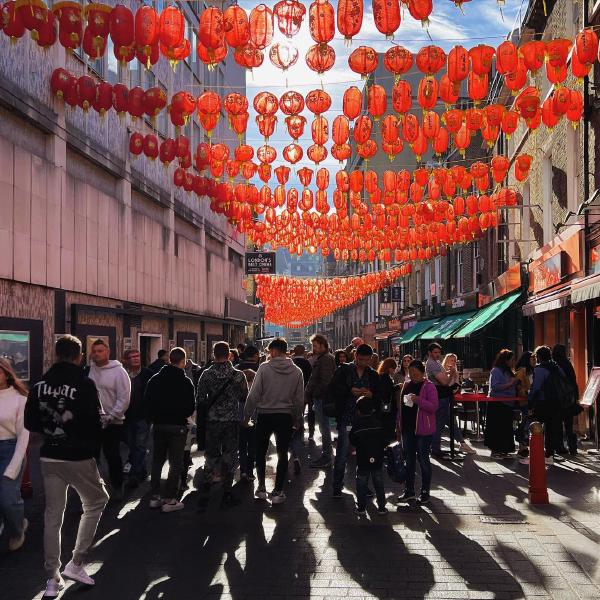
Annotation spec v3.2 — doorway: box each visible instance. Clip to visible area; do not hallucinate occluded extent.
[138,333,163,368]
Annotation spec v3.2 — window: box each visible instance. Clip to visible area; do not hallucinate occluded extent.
[185,17,193,67]
[522,181,531,258]
[156,81,168,137]
[107,38,119,83]
[415,270,422,305]
[457,249,464,295]
[566,126,579,213]
[472,241,481,290]
[424,263,431,303]
[542,153,553,245]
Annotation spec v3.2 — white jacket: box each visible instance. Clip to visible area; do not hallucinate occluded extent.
[88,360,131,423]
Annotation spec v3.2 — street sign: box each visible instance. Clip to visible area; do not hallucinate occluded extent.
[379,287,392,303]
[391,286,403,302]
[245,251,276,275]
[379,303,393,317]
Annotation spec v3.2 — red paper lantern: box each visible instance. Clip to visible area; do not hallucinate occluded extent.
[129,132,144,156]
[546,38,572,68]
[373,0,401,38]
[284,143,303,164]
[546,61,568,86]
[469,44,495,75]
[439,75,459,107]
[407,0,432,24]
[348,46,379,78]
[249,4,273,49]
[332,144,352,162]
[305,89,331,114]
[198,90,221,115]
[309,0,335,44]
[269,42,299,70]
[572,49,592,79]
[311,115,329,145]
[542,97,560,129]
[496,40,518,75]
[454,123,471,156]
[135,5,158,56]
[109,3,133,48]
[504,58,527,94]
[128,86,145,119]
[76,75,96,111]
[514,86,540,123]
[223,5,250,48]
[224,93,249,116]
[257,144,277,164]
[159,139,176,166]
[159,5,184,48]
[416,45,446,75]
[468,73,488,104]
[280,90,304,115]
[256,114,277,139]
[230,112,249,138]
[402,113,419,143]
[332,115,350,145]
[422,111,441,140]
[143,134,159,160]
[274,0,306,37]
[357,139,377,162]
[83,25,106,60]
[367,84,387,120]
[34,13,56,49]
[567,90,584,126]
[305,43,335,74]
[337,0,363,42]
[433,128,449,156]
[50,68,72,98]
[447,45,470,83]
[354,115,373,144]
[54,1,83,50]
[519,40,545,72]
[575,28,598,65]
[199,7,224,51]
[136,41,159,68]
[92,81,112,116]
[392,79,412,114]
[111,83,128,116]
[417,76,438,110]
[343,86,363,120]
[384,46,413,80]
[254,91,279,115]
[501,110,519,138]
[143,86,167,118]
[234,43,264,69]
[2,1,25,41]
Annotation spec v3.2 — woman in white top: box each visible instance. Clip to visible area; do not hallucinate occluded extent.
[0,358,30,551]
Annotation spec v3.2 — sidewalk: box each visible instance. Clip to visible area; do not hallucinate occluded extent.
[1,436,599,599]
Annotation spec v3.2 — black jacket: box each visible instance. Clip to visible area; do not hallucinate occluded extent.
[149,358,167,374]
[125,368,154,420]
[330,363,382,425]
[237,359,260,372]
[292,356,312,388]
[24,362,102,461]
[145,365,195,426]
[349,414,386,470]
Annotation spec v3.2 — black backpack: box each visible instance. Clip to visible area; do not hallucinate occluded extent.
[540,363,574,416]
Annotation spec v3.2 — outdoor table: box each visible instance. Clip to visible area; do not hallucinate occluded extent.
[449,393,522,459]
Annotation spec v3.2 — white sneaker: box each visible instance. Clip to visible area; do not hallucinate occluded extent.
[460,442,477,455]
[545,456,554,465]
[161,499,184,513]
[270,491,286,505]
[519,457,530,465]
[63,560,95,585]
[149,495,164,509]
[255,487,268,500]
[43,576,65,598]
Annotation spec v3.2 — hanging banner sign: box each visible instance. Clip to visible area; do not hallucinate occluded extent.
[245,252,276,275]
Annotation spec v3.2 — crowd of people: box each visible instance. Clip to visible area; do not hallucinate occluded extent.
[0,332,583,597]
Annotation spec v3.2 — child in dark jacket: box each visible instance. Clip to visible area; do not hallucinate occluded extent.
[349,396,388,515]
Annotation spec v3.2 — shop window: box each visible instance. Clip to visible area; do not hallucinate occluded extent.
[542,153,553,245]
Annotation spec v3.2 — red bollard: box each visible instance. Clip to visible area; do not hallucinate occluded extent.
[528,421,549,504]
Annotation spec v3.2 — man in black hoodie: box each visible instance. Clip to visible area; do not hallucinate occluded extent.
[145,347,195,513]
[24,335,108,598]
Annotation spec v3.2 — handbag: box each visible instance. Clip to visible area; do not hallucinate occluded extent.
[386,443,407,483]
[196,378,234,451]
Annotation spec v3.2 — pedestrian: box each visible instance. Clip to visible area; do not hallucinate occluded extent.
[291,344,313,473]
[377,358,400,444]
[146,347,195,512]
[243,338,304,505]
[122,349,153,489]
[196,342,248,510]
[236,343,246,358]
[528,345,569,464]
[485,349,518,459]
[426,342,456,459]
[306,334,337,469]
[149,349,169,374]
[334,349,349,367]
[330,343,381,498]
[349,396,388,516]
[182,356,201,493]
[229,349,240,366]
[88,339,131,500]
[0,358,30,551]
[551,344,579,455]
[397,359,439,504]
[515,351,535,458]
[24,335,108,597]
[237,345,261,372]
[393,354,413,385]
[238,368,257,483]
[441,353,476,455]
[344,337,364,359]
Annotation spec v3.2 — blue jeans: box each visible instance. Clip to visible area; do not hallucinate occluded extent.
[0,439,25,538]
[125,418,150,483]
[356,468,386,510]
[333,425,350,493]
[313,397,332,458]
[432,397,463,453]
[239,424,256,476]
[402,432,433,495]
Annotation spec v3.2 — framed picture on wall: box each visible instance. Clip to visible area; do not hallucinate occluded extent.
[183,339,196,361]
[0,330,30,381]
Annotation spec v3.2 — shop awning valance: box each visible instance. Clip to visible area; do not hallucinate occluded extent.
[521,286,571,316]
[397,318,438,344]
[572,273,600,304]
[420,311,477,340]
[451,291,521,338]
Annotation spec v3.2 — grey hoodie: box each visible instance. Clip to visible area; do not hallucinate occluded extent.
[244,356,304,421]
[88,360,131,424]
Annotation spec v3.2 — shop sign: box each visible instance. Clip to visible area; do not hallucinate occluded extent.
[391,286,403,302]
[379,303,393,317]
[245,252,276,275]
[479,263,522,307]
[444,291,478,312]
[389,318,401,329]
[123,337,132,351]
[402,319,416,330]
[532,252,564,294]
[379,287,392,303]
[581,367,600,407]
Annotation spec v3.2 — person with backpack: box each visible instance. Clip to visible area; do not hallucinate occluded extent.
[329,344,382,498]
[396,359,439,504]
[196,342,248,510]
[552,344,580,456]
[349,396,388,515]
[527,345,571,464]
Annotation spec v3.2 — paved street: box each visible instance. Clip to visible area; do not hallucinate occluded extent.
[2,436,600,600]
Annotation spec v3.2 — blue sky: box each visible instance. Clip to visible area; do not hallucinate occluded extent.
[234,0,526,204]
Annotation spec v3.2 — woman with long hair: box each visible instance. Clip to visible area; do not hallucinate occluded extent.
[394,354,413,385]
[0,358,30,551]
[334,349,349,367]
[485,349,518,459]
[515,351,536,457]
[551,344,579,455]
[377,358,399,443]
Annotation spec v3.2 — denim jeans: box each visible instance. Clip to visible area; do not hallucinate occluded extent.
[255,413,293,492]
[125,417,150,483]
[239,424,256,476]
[0,439,25,538]
[402,431,433,495]
[432,397,463,453]
[313,397,332,458]
[151,424,188,499]
[333,425,351,493]
[356,468,386,510]
[98,424,124,488]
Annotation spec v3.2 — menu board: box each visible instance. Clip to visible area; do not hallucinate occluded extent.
[581,367,600,407]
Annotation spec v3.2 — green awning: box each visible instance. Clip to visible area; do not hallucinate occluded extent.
[397,318,438,344]
[421,311,477,340]
[451,291,521,339]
